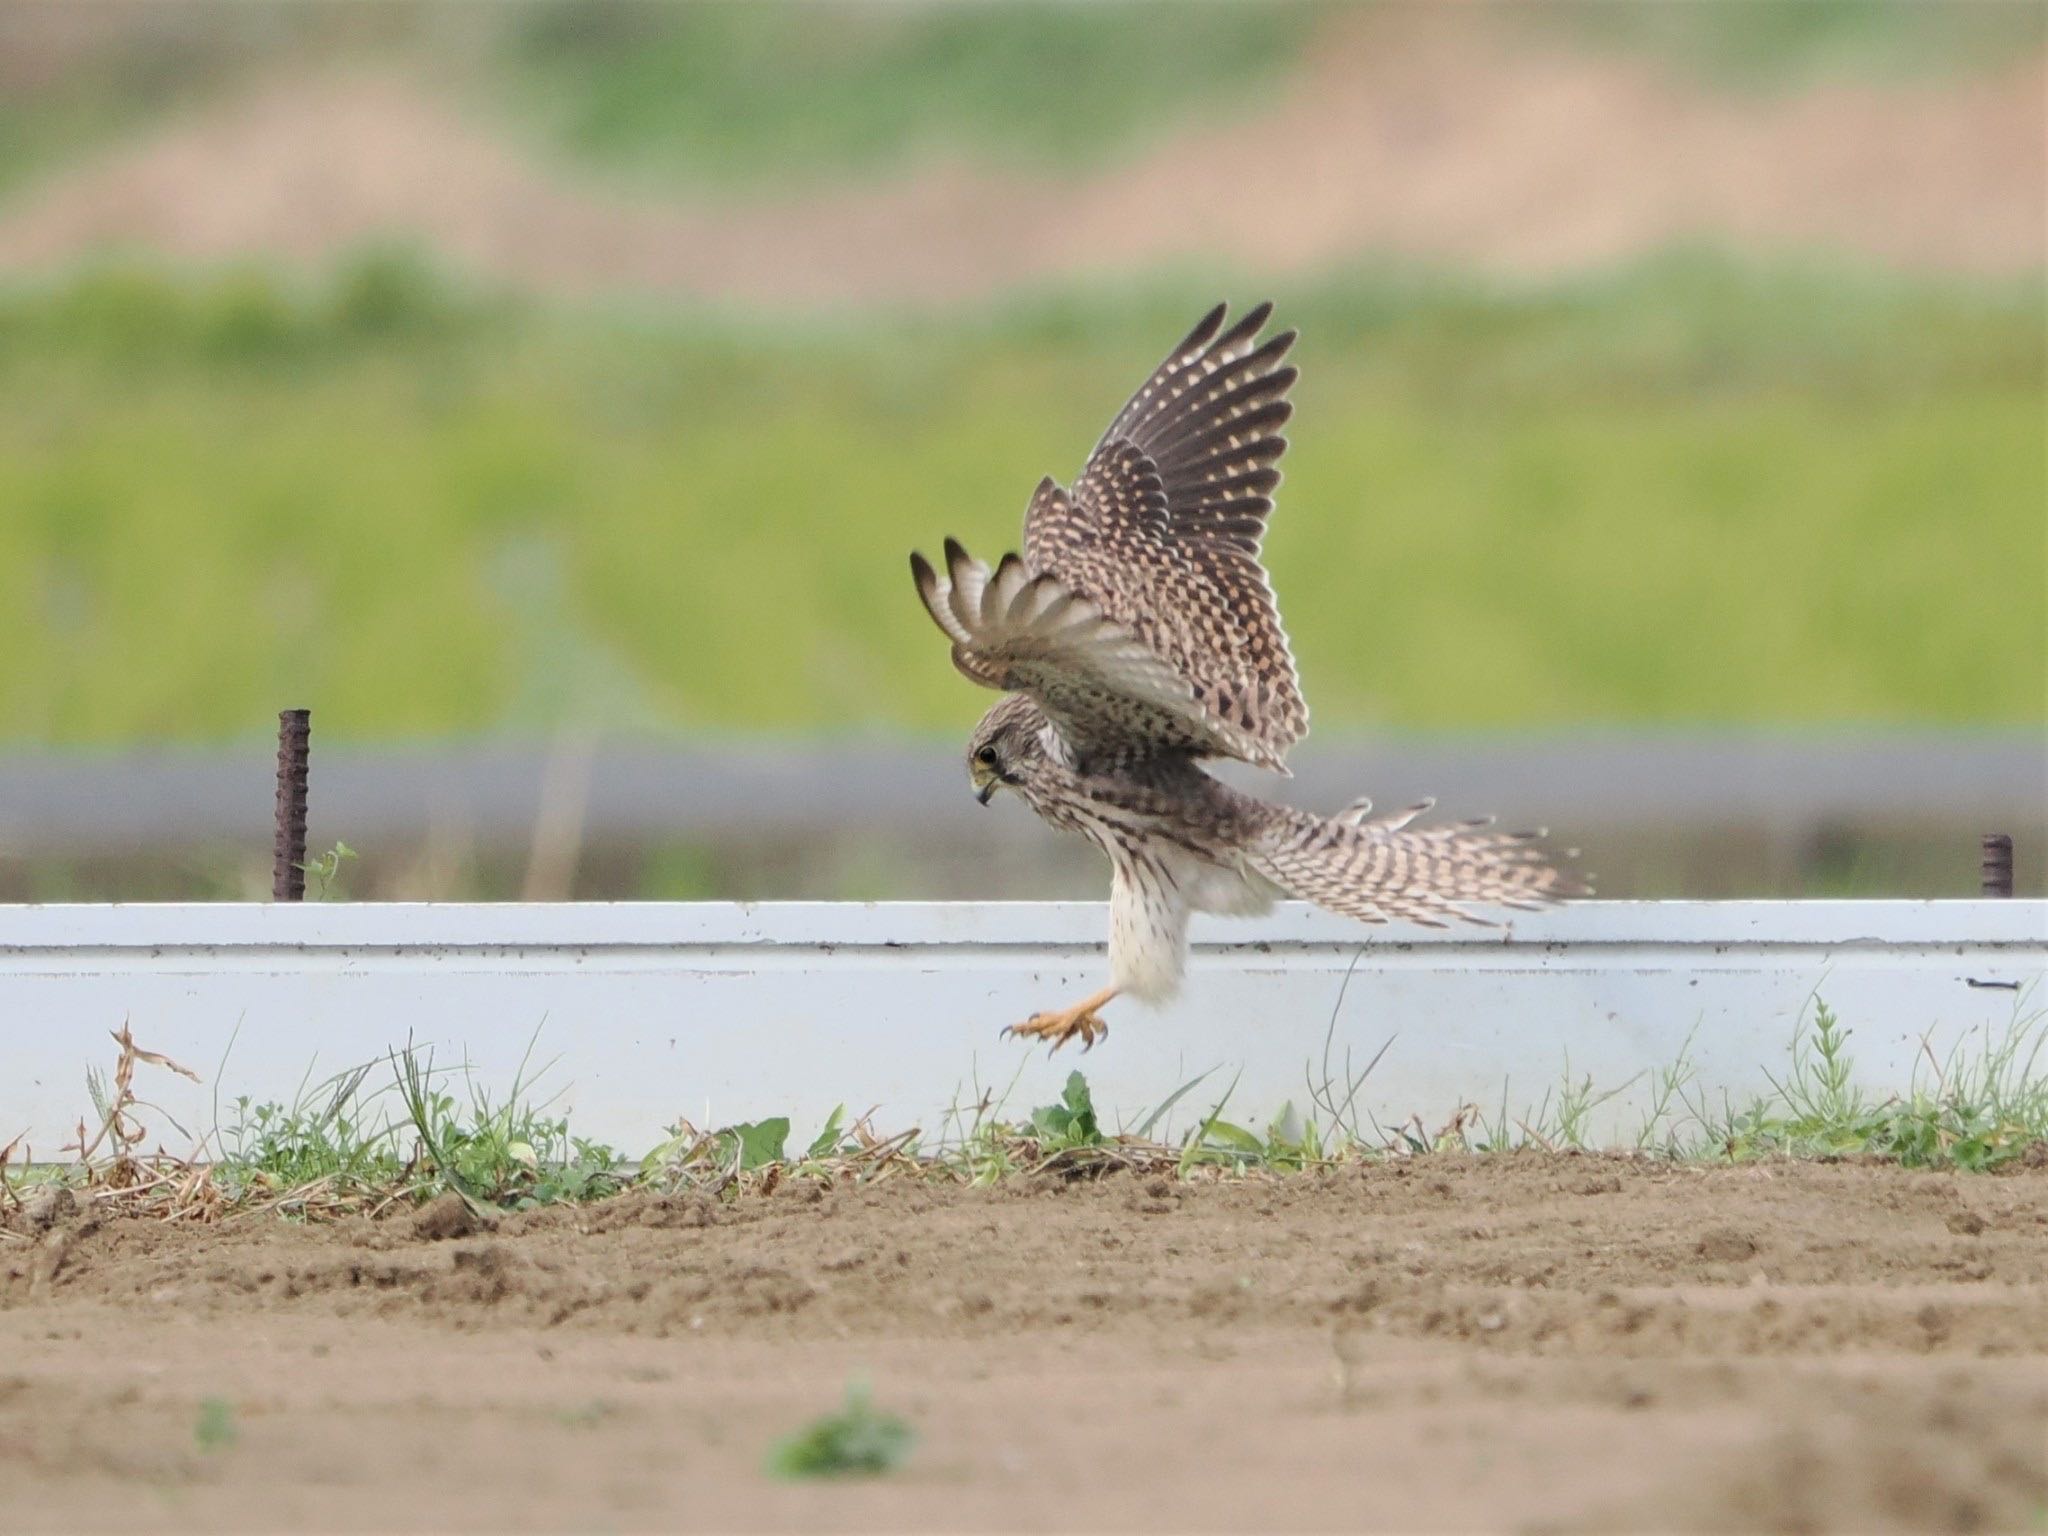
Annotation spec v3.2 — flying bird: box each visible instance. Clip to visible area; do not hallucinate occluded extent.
[911,303,1579,1052]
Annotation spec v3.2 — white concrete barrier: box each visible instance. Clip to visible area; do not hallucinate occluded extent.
[2,901,2041,1155]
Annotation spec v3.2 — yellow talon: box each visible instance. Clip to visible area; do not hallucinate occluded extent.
[1000,985,1119,1054]
[1003,1010,1107,1054]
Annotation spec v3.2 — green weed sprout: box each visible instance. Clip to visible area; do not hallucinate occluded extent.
[766,1381,914,1480]
[295,841,357,900]
[193,1397,237,1452]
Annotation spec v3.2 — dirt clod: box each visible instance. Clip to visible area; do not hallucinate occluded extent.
[410,1191,490,1242]
[1696,1227,1761,1263]
[21,1186,76,1233]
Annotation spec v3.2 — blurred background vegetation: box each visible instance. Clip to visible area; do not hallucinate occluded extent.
[5,2,2043,199]
[0,0,2041,898]
[1,255,2039,741]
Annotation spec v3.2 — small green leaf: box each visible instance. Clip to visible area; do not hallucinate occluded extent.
[805,1105,847,1160]
[1202,1120,1266,1155]
[1030,1103,1074,1141]
[641,1126,694,1177]
[1060,1071,1100,1141]
[731,1117,790,1170]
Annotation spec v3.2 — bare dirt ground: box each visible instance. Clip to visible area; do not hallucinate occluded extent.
[3,1154,2046,1534]
[0,10,2039,304]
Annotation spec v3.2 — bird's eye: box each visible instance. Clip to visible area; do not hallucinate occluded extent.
[975,746,998,766]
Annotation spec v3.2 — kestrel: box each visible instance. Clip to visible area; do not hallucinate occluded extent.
[911,303,1579,1052]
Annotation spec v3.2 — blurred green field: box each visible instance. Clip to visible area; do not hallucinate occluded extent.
[0,4,1307,200]
[492,2,1315,188]
[491,0,2042,184]
[4,1,2037,201]
[1536,0,2044,89]
[0,254,2040,745]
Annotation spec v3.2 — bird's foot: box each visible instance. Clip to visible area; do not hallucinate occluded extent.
[1002,1004,1109,1055]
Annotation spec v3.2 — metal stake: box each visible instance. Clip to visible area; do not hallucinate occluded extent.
[273,709,311,902]
[1980,833,2014,898]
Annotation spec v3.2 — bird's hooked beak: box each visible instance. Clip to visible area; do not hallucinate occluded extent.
[970,756,1001,806]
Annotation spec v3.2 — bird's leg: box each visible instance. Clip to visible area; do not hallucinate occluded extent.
[1003,985,1119,1054]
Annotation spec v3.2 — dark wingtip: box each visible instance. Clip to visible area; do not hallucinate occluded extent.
[1210,301,1276,357]
[1184,302,1228,352]
[942,535,969,569]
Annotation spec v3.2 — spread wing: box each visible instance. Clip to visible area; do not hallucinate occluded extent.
[910,538,1276,767]
[908,302,1307,771]
[1023,301,1308,767]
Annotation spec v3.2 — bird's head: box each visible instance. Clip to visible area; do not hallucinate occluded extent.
[966,694,1048,805]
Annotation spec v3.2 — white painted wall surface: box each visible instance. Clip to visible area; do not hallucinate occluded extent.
[2,901,2041,1154]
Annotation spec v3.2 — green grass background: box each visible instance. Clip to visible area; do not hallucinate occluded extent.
[0,253,2039,746]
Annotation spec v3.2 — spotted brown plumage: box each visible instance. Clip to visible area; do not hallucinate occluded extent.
[911,304,1583,1052]
[1023,301,1306,767]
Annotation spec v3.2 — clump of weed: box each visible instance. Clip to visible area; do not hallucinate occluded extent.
[766,1381,914,1480]
[73,1019,203,1174]
[640,1103,917,1196]
[212,1060,402,1206]
[1031,1069,1101,1148]
[1704,993,2048,1169]
[390,1034,627,1209]
[932,1066,1355,1184]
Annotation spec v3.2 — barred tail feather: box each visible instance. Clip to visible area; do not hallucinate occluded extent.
[1250,802,1585,929]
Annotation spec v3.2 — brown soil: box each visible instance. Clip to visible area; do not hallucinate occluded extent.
[3,1155,2045,1534]
[0,10,2039,305]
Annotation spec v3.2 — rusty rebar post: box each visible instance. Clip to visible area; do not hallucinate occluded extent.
[273,709,311,902]
[1980,833,2014,898]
